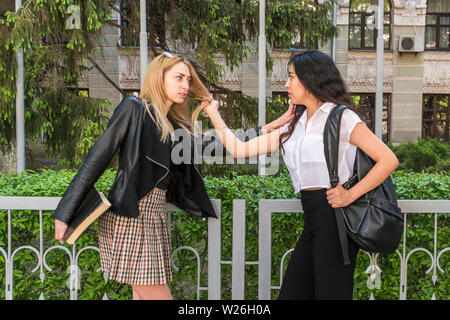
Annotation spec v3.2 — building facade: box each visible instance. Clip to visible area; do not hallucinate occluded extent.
[0,0,449,173]
[81,0,449,144]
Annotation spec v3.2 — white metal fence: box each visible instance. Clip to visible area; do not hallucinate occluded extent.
[0,197,448,300]
[257,199,450,300]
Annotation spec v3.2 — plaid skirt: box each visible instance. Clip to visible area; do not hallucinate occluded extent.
[98,188,172,285]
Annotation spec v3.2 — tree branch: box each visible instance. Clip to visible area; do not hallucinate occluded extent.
[105,20,127,31]
[87,56,126,96]
[107,1,133,22]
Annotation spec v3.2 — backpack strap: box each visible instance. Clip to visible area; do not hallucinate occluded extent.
[323,105,351,265]
[323,105,347,188]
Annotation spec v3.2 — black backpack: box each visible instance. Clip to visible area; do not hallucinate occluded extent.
[323,105,404,265]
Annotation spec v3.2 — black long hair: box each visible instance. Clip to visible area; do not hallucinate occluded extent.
[279,50,362,153]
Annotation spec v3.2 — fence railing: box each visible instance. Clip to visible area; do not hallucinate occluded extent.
[257,199,450,300]
[0,197,221,300]
[0,197,448,300]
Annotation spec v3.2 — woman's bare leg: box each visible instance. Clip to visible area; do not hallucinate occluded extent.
[132,287,141,300]
[131,284,173,300]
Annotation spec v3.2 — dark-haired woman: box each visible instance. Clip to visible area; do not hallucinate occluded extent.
[202,50,399,300]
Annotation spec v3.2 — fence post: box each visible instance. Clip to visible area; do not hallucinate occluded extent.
[208,199,221,300]
[258,200,272,300]
[232,199,246,300]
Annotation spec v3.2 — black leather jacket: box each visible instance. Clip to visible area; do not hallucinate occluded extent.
[52,96,261,223]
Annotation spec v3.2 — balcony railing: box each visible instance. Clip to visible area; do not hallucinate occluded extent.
[0,197,448,300]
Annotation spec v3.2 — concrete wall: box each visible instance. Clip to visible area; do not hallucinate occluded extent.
[87,19,122,111]
[391,26,425,142]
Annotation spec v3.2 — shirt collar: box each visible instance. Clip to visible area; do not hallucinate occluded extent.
[299,110,307,127]
[298,102,336,127]
[319,102,337,114]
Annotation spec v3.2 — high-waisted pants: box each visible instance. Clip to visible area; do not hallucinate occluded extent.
[278,189,359,300]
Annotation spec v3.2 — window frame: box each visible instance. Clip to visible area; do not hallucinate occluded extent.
[350,92,392,142]
[425,13,450,51]
[422,94,450,142]
[118,0,137,48]
[348,0,392,51]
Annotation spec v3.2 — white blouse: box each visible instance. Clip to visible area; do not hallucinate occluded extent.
[280,102,364,192]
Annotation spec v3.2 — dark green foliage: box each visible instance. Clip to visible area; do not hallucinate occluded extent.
[388,138,450,173]
[0,168,448,300]
[0,0,112,166]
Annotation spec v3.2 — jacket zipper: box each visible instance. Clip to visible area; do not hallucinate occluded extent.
[148,155,206,219]
[193,163,203,179]
[146,155,169,188]
[147,155,208,218]
[146,155,202,180]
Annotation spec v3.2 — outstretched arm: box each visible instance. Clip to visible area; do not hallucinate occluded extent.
[200,100,294,155]
[202,100,286,158]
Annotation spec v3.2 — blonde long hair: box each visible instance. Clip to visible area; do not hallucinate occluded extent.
[139,53,212,143]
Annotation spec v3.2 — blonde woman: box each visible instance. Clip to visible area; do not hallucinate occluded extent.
[52,52,293,300]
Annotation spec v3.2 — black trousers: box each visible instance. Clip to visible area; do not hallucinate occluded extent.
[278,189,359,300]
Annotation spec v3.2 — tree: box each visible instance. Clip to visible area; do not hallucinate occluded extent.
[0,0,338,167]
[0,0,112,167]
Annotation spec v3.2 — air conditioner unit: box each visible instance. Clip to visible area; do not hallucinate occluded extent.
[399,35,424,52]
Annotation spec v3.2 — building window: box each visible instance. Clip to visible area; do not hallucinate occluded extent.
[118,0,167,48]
[425,0,450,50]
[119,0,138,47]
[350,93,391,142]
[286,34,318,50]
[349,0,391,50]
[423,95,449,142]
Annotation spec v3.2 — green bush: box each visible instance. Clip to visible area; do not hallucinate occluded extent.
[388,138,450,173]
[0,168,448,300]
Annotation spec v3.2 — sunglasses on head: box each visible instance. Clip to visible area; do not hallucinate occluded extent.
[162,51,174,58]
